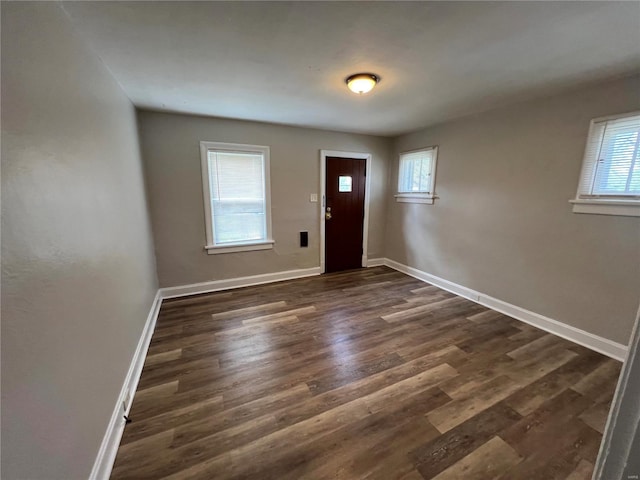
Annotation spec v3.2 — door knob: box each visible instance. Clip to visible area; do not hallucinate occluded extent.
[325,207,332,220]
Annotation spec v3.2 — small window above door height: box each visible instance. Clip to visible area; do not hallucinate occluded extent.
[395,146,439,204]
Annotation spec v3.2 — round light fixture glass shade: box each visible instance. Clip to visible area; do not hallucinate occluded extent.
[346,73,379,94]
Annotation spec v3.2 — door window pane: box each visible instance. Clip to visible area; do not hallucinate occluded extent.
[338,176,352,192]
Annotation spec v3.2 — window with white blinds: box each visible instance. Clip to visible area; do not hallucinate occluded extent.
[200,142,274,254]
[395,146,439,204]
[572,112,640,217]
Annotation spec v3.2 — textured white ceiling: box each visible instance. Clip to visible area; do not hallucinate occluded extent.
[61,1,640,136]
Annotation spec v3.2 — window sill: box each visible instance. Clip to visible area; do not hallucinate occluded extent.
[205,240,275,255]
[569,199,640,217]
[395,193,437,205]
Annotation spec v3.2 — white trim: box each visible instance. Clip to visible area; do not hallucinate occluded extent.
[571,111,640,216]
[594,304,639,479]
[320,153,326,270]
[319,149,372,273]
[396,145,439,204]
[91,259,629,478]
[362,156,372,268]
[367,258,385,267]
[199,141,273,249]
[569,199,640,217]
[383,258,628,361]
[89,290,163,480]
[590,109,640,124]
[200,142,214,248]
[478,294,627,361]
[159,267,322,299]
[394,193,437,204]
[90,265,321,477]
[205,239,275,255]
[385,258,479,301]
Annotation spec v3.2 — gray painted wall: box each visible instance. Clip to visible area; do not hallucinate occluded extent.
[1,3,159,479]
[385,75,640,345]
[2,3,639,478]
[138,110,392,288]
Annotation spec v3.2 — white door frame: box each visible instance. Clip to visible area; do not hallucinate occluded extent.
[319,149,372,274]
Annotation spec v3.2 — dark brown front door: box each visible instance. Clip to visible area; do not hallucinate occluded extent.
[325,156,366,273]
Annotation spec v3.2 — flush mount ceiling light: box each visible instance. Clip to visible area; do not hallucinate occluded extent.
[346,73,379,94]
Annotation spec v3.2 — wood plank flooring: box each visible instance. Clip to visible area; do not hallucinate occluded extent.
[111,267,621,480]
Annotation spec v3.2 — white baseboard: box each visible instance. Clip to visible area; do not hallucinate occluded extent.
[384,258,480,301]
[383,258,628,361]
[478,294,628,362]
[89,290,162,480]
[90,259,627,478]
[367,258,385,267]
[159,266,323,299]
[89,266,322,478]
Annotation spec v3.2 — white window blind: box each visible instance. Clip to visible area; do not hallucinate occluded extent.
[395,147,439,204]
[200,142,273,253]
[399,149,433,193]
[208,151,266,244]
[577,113,640,198]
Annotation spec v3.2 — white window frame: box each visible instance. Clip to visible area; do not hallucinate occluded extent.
[394,146,439,204]
[200,141,274,254]
[570,111,640,217]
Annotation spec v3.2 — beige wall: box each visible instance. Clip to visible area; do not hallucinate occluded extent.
[3,4,637,477]
[385,75,640,345]
[1,3,158,479]
[138,110,392,288]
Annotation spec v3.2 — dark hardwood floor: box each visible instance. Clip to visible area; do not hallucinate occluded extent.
[111,267,621,479]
